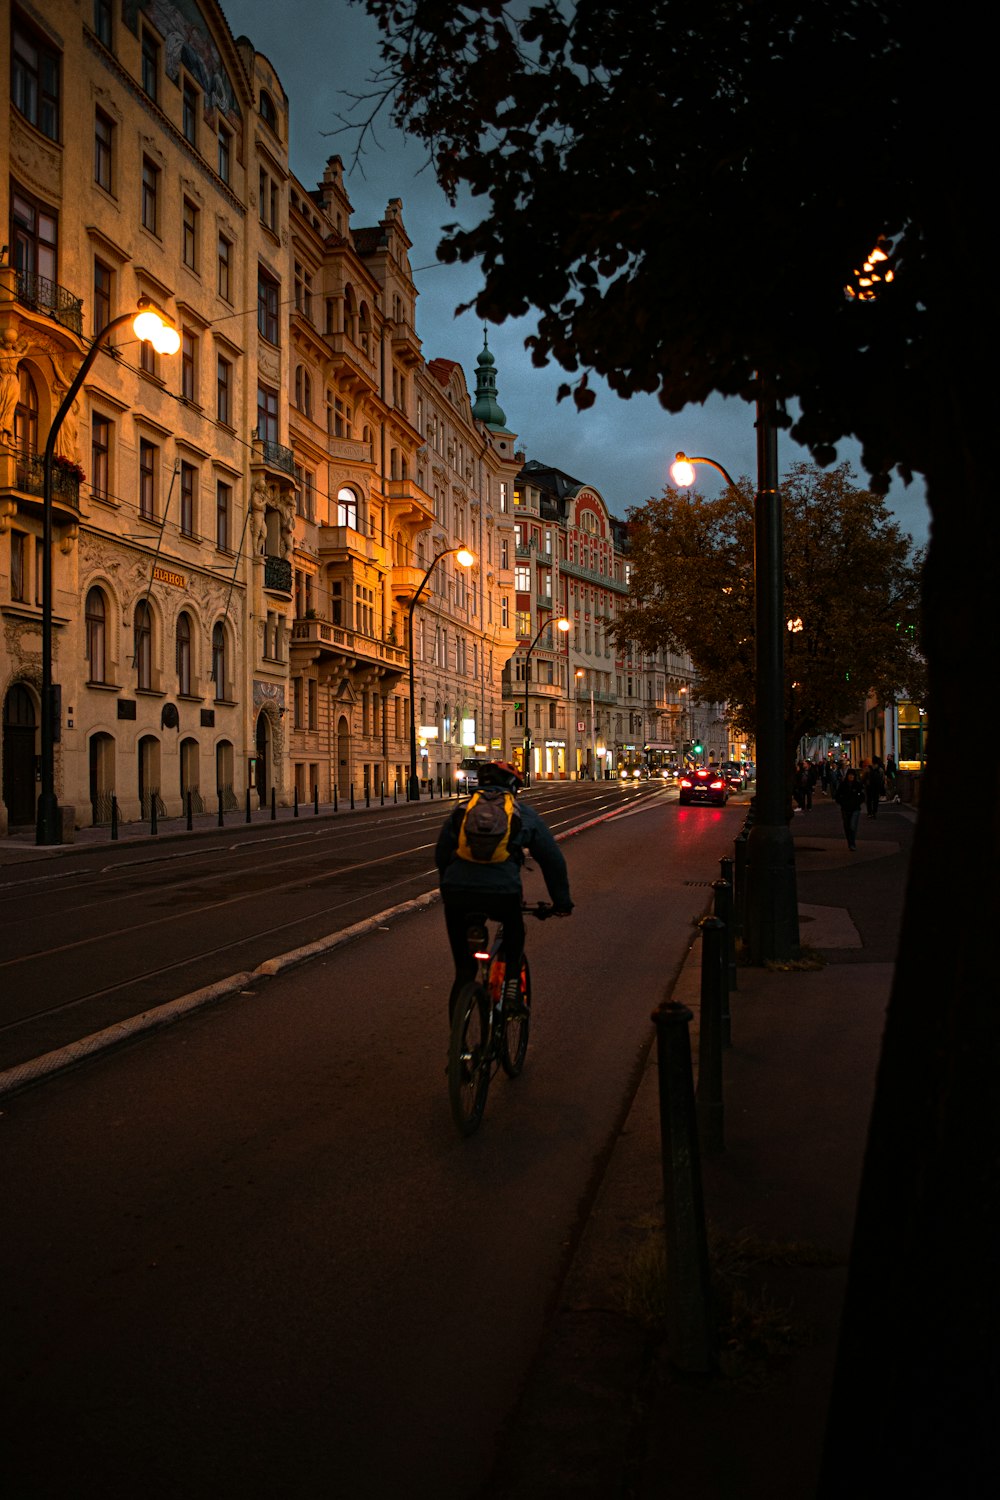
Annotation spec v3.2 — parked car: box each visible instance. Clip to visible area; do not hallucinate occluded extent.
[678,768,730,807]
[455,757,489,791]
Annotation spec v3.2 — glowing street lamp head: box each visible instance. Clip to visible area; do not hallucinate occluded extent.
[556,617,571,632]
[670,453,697,488]
[455,547,475,568]
[133,298,180,355]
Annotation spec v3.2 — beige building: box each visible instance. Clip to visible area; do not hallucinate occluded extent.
[1,1,522,835]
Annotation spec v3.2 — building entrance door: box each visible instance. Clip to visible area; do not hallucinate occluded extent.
[2,684,37,826]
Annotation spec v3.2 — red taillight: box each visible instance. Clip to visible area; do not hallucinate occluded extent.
[680,778,693,788]
[710,779,724,789]
[474,949,490,961]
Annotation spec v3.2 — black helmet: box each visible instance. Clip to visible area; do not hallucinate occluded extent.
[477,760,523,791]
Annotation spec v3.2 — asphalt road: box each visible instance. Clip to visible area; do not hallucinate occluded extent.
[0,780,674,1071]
[1,787,740,1499]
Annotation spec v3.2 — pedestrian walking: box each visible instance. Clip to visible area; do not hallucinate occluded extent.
[884,752,898,800]
[835,768,865,851]
[864,757,885,818]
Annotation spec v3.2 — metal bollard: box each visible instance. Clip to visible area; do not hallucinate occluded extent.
[294,787,299,818]
[245,789,251,824]
[111,795,119,840]
[270,787,276,821]
[365,784,370,808]
[393,781,398,805]
[716,863,738,995]
[314,784,320,815]
[712,880,734,1047]
[380,780,385,806]
[350,784,355,810]
[697,915,726,1153]
[217,791,224,828]
[150,798,158,836]
[333,785,338,813]
[429,779,434,800]
[186,791,193,831]
[733,829,748,939]
[651,1001,716,1373]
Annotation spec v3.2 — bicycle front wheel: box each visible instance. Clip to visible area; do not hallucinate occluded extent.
[500,955,531,1078]
[448,982,491,1136]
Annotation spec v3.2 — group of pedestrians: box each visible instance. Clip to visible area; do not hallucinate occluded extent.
[796,752,897,852]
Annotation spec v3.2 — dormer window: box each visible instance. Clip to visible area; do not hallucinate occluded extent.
[259,90,278,133]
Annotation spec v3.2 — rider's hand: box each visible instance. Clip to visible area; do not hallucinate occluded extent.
[553,904,573,917]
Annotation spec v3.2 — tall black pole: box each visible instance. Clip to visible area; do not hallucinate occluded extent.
[744,388,799,961]
[37,310,137,844]
[522,640,534,787]
[407,549,461,802]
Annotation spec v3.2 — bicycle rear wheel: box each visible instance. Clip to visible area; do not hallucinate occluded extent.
[448,982,491,1135]
[500,955,531,1078]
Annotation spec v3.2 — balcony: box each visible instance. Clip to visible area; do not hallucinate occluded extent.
[385,477,435,529]
[13,269,84,336]
[320,525,385,567]
[391,564,427,603]
[560,556,630,594]
[291,617,406,679]
[254,438,295,477]
[0,448,83,525]
[264,555,292,595]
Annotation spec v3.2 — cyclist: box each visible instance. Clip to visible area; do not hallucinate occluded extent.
[434,761,573,1020]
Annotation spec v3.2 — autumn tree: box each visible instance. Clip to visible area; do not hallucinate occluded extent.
[355,1,997,1489]
[616,464,924,774]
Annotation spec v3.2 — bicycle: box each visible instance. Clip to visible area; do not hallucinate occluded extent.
[447,901,554,1136]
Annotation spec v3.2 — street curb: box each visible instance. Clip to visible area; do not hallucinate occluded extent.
[0,890,442,1102]
[0,800,630,1102]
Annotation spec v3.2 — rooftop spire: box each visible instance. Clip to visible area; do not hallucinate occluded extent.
[471,327,507,429]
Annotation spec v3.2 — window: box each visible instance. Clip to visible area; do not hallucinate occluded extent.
[257,269,279,343]
[176,614,192,695]
[85,588,107,681]
[182,199,198,270]
[93,258,112,333]
[141,27,159,101]
[217,235,232,301]
[259,90,278,132]
[216,354,232,424]
[216,481,231,551]
[139,439,157,520]
[294,365,312,416]
[294,261,313,320]
[93,1,112,48]
[11,531,28,603]
[179,462,196,537]
[12,19,60,140]
[182,78,199,146]
[11,187,57,282]
[134,600,152,689]
[515,565,531,592]
[516,610,531,637]
[181,329,197,402]
[94,109,113,192]
[91,414,111,501]
[336,488,358,529]
[141,157,159,234]
[217,121,231,182]
[211,623,227,699]
[14,367,38,454]
[258,166,278,230]
[501,539,509,568]
[257,384,278,443]
[140,336,158,379]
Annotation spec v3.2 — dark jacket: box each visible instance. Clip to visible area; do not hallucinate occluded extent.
[835,775,865,813]
[435,797,572,908]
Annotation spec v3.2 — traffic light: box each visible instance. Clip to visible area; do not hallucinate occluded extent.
[693,740,703,755]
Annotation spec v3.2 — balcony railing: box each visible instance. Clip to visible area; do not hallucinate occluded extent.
[560,556,630,593]
[13,452,82,506]
[15,270,84,335]
[264,555,292,593]
[256,438,295,476]
[291,617,406,671]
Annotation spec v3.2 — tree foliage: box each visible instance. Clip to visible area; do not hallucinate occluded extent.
[358,0,926,491]
[615,464,924,760]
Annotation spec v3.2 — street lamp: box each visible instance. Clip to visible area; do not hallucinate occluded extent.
[669,403,799,962]
[576,667,597,779]
[37,298,180,845]
[406,546,474,801]
[522,616,570,786]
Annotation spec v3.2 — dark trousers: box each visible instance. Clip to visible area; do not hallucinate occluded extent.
[442,889,525,1019]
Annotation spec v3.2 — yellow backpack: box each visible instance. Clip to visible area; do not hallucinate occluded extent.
[455,789,520,864]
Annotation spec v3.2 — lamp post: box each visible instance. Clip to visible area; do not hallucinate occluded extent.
[522,616,570,786]
[575,667,597,778]
[36,298,180,845]
[670,394,799,962]
[406,546,474,801]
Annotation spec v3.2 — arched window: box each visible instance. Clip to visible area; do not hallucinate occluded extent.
[176,612,192,695]
[336,487,358,530]
[134,599,152,690]
[14,367,39,454]
[259,90,278,132]
[85,587,107,683]
[212,621,227,700]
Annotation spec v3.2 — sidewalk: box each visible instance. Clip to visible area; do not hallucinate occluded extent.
[485,793,913,1499]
